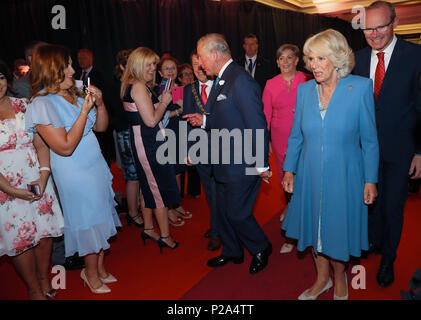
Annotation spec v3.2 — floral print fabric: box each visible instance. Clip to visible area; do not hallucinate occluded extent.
[0,97,64,257]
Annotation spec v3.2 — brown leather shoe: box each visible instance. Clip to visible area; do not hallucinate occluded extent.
[207,237,222,251]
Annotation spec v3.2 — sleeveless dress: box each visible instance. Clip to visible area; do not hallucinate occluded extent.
[25,93,121,257]
[123,84,181,209]
[0,97,64,257]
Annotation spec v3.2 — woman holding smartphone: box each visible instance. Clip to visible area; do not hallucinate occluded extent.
[0,59,64,300]
[26,44,121,294]
[121,47,180,252]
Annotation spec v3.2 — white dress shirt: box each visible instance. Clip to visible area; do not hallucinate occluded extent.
[245,55,257,78]
[369,35,397,88]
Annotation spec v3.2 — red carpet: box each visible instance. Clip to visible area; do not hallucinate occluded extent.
[0,157,420,300]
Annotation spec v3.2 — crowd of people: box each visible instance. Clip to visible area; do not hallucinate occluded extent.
[0,0,420,300]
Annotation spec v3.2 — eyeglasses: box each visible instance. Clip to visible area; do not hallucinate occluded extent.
[162,66,176,72]
[362,19,394,34]
[180,72,193,77]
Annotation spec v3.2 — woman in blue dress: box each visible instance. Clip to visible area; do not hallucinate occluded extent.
[281,29,379,300]
[25,44,121,294]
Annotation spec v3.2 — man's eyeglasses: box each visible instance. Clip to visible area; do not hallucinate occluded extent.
[362,19,394,34]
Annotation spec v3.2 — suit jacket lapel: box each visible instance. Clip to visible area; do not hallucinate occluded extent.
[360,48,371,79]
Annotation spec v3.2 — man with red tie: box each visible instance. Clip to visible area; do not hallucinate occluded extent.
[353,1,421,288]
[182,51,222,251]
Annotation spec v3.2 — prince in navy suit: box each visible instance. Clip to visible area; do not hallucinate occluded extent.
[184,33,272,274]
[353,1,421,287]
[182,51,221,251]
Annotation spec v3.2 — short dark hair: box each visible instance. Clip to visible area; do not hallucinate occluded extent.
[368,1,396,22]
[190,50,198,63]
[0,59,15,94]
[114,49,133,78]
[244,33,258,44]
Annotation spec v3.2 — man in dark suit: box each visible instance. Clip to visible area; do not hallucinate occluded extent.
[353,1,421,288]
[184,33,272,274]
[75,48,115,166]
[235,34,275,91]
[182,51,221,251]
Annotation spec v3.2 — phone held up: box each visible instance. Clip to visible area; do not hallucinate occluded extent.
[159,77,172,95]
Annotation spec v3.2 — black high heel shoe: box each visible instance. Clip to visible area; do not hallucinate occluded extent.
[126,213,144,228]
[157,235,179,254]
[141,228,158,245]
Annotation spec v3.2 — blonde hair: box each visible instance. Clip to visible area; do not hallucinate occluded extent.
[120,47,159,99]
[303,29,354,79]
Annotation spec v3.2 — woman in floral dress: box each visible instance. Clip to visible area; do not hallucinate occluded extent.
[0,59,64,300]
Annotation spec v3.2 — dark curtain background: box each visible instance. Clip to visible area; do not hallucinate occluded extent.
[1,0,366,76]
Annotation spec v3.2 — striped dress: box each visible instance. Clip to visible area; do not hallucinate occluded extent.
[123,84,181,209]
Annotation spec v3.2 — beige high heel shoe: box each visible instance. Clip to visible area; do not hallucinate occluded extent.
[100,273,118,284]
[298,278,333,300]
[333,274,349,300]
[80,269,111,294]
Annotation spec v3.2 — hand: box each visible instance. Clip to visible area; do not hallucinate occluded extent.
[10,187,40,202]
[182,113,204,127]
[184,157,193,166]
[282,171,294,193]
[260,170,272,184]
[161,90,173,106]
[364,182,377,205]
[29,175,48,197]
[86,85,104,107]
[409,154,421,179]
[176,100,183,114]
[81,92,95,115]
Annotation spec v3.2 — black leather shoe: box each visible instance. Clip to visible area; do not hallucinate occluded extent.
[204,229,212,238]
[207,237,222,251]
[377,261,394,288]
[249,243,272,274]
[207,255,244,267]
[63,256,85,270]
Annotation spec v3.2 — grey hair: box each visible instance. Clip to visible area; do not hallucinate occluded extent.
[368,1,396,22]
[197,33,231,56]
[303,29,355,79]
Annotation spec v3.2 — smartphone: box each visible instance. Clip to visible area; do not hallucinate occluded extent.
[159,77,172,94]
[171,86,184,103]
[27,184,41,196]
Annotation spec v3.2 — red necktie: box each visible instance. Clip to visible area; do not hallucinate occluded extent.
[201,84,208,105]
[374,52,385,100]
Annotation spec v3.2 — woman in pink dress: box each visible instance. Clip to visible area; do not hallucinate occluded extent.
[262,44,310,253]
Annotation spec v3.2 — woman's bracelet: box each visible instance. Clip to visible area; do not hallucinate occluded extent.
[175,109,180,117]
[39,167,50,172]
[80,110,88,116]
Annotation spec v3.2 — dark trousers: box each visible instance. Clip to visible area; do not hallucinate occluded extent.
[196,164,219,238]
[215,177,269,257]
[369,154,413,264]
[187,168,201,197]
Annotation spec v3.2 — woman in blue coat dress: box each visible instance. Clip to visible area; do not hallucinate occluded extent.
[281,29,379,300]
